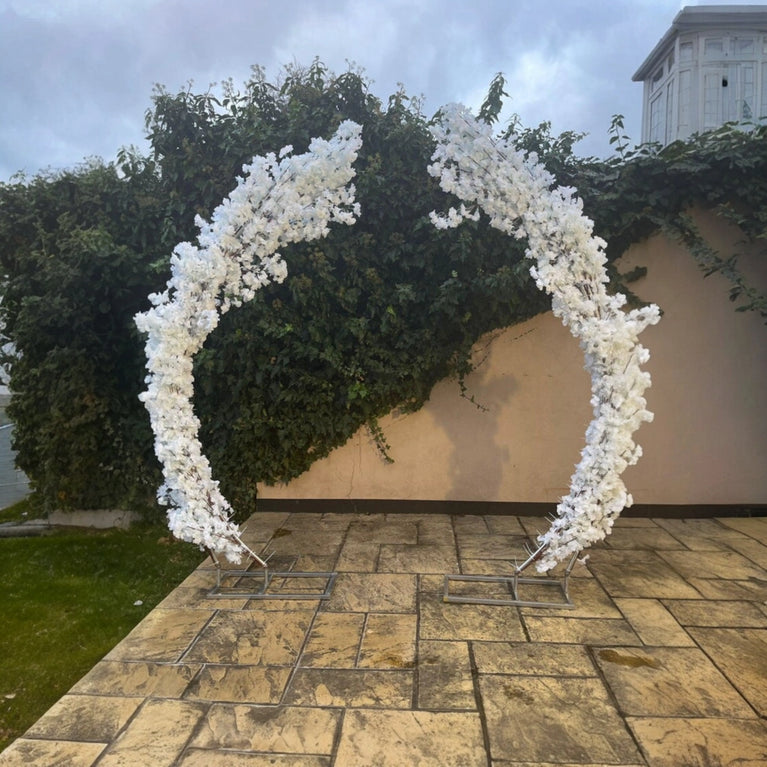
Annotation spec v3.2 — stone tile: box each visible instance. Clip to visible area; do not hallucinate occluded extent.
[664,599,767,627]
[417,640,475,709]
[191,704,340,754]
[524,617,640,646]
[287,512,354,532]
[69,661,200,698]
[587,550,701,598]
[240,597,323,612]
[183,665,291,703]
[416,516,456,545]
[0,739,106,766]
[284,668,413,708]
[344,518,418,544]
[240,511,291,534]
[156,586,248,610]
[602,525,685,550]
[24,694,141,742]
[180,568,225,588]
[378,543,459,573]
[628,716,767,767]
[300,612,365,668]
[322,573,416,613]
[686,576,767,601]
[334,709,486,767]
[484,515,526,535]
[418,573,445,593]
[517,517,547,538]
[179,750,330,766]
[452,515,490,535]
[335,540,380,572]
[358,613,416,668]
[456,534,530,561]
[183,610,313,665]
[520,576,622,619]
[690,627,767,715]
[262,530,343,558]
[104,608,213,662]
[418,592,526,641]
[654,518,744,550]
[595,646,755,717]
[717,516,767,544]
[614,516,663,527]
[614,598,695,646]
[658,549,767,580]
[97,699,207,766]
[479,675,641,764]
[492,763,644,767]
[472,641,596,676]
[724,536,767,569]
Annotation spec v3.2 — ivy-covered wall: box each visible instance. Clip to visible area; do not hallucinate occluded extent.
[259,211,767,507]
[0,64,764,516]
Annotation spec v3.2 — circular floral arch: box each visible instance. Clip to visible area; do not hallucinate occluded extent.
[135,121,362,563]
[136,107,659,572]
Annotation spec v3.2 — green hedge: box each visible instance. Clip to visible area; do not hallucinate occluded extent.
[0,64,764,516]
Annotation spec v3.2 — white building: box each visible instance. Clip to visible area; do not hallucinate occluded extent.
[633,5,767,146]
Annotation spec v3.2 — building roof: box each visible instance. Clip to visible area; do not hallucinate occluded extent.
[633,5,767,82]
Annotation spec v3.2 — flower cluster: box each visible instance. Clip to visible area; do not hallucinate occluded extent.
[429,105,660,571]
[135,122,362,562]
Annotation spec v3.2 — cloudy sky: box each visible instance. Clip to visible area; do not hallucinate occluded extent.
[0,0,754,181]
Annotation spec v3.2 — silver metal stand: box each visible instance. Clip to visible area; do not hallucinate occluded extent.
[206,550,337,601]
[443,544,578,609]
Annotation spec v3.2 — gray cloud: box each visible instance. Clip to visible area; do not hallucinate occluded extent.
[0,0,748,181]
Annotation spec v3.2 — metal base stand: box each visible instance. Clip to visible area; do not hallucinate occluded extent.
[443,546,578,609]
[206,550,337,601]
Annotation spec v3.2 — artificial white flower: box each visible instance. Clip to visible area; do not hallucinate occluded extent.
[429,105,660,571]
[136,121,362,562]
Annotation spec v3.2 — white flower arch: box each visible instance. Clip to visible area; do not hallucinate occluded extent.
[429,105,660,571]
[136,107,658,574]
[135,121,362,563]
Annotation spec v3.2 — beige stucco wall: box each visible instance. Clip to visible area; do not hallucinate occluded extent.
[258,214,767,506]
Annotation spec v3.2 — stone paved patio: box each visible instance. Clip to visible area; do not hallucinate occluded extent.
[2,511,766,766]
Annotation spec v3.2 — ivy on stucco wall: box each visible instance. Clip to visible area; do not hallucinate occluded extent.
[0,63,764,515]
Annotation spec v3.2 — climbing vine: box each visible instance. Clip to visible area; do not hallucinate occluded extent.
[0,63,764,516]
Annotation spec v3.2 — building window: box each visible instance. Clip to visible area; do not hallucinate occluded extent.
[732,37,755,57]
[742,64,755,120]
[680,41,694,62]
[704,37,725,59]
[761,62,767,119]
[704,71,723,128]
[678,69,692,136]
[649,92,665,143]
[665,80,675,143]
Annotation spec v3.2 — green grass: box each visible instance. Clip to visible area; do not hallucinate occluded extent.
[0,497,36,525]
[0,523,204,752]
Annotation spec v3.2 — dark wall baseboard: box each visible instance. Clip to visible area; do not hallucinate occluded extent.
[255,498,767,518]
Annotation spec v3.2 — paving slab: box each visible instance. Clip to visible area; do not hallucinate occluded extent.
[595,646,755,718]
[479,675,642,763]
[628,716,767,767]
[417,640,476,709]
[613,597,695,646]
[4,511,767,767]
[689,627,767,716]
[334,709,487,767]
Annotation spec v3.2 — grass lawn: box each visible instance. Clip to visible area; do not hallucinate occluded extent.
[0,517,204,752]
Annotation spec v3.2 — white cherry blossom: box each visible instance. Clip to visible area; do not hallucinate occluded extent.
[135,122,362,562]
[429,105,660,571]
